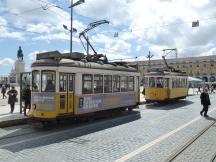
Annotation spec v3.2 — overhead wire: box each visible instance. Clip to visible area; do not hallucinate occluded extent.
[4,0,216,57]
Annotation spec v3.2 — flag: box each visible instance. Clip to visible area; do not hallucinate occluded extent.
[114,32,118,37]
[192,20,199,27]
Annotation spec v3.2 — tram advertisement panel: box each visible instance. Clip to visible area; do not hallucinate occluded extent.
[32,93,56,112]
[78,92,136,113]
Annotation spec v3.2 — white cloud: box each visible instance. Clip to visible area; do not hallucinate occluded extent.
[2,0,216,61]
[136,45,141,51]
[28,51,41,61]
[2,0,86,42]
[26,23,53,34]
[0,58,15,67]
[0,16,24,39]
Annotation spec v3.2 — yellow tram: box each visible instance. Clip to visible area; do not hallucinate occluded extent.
[143,70,188,102]
[28,51,140,121]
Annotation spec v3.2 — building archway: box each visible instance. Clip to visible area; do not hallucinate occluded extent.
[202,76,208,82]
[210,76,215,82]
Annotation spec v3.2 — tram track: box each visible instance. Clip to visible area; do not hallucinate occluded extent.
[0,110,140,149]
[166,120,216,162]
[211,152,216,162]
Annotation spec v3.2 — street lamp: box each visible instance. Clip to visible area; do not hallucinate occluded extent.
[68,0,85,56]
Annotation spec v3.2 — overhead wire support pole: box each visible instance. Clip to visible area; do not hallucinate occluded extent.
[68,0,85,57]
[70,0,73,56]
[146,51,153,70]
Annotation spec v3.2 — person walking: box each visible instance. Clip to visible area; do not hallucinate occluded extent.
[1,85,7,99]
[200,87,211,117]
[197,86,202,94]
[22,85,31,116]
[7,86,18,113]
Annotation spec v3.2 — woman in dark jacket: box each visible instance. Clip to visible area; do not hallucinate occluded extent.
[200,87,211,117]
[7,86,18,113]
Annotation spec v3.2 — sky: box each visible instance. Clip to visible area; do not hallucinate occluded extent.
[1,0,216,75]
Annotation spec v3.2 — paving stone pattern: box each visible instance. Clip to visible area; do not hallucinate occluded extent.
[0,94,215,162]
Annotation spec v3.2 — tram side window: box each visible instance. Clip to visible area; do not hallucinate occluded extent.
[184,79,187,87]
[59,74,67,92]
[68,74,74,92]
[121,76,128,92]
[104,75,112,93]
[172,78,176,88]
[42,71,56,92]
[94,75,103,93]
[113,75,120,92]
[156,77,163,88]
[183,78,187,88]
[164,78,169,88]
[82,74,93,94]
[149,77,155,88]
[143,77,148,87]
[180,78,182,88]
[128,76,134,91]
[32,70,40,92]
[176,78,180,88]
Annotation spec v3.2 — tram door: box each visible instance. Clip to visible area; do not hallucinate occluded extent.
[59,73,75,114]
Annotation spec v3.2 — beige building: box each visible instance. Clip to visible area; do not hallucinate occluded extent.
[130,55,216,82]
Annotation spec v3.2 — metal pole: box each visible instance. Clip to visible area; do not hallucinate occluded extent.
[70,0,73,56]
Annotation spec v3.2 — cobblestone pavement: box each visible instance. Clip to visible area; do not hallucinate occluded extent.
[0,94,215,162]
[171,122,216,162]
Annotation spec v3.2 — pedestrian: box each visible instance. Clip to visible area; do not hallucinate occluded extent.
[197,86,202,94]
[200,87,211,117]
[8,84,10,90]
[7,86,18,113]
[210,85,215,94]
[142,87,145,95]
[22,85,31,116]
[1,85,7,99]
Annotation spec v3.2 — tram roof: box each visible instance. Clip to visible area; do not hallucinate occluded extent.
[32,51,138,72]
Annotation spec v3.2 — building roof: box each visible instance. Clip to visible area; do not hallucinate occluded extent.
[128,55,216,66]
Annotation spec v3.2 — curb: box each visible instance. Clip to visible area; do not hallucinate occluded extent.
[0,118,28,128]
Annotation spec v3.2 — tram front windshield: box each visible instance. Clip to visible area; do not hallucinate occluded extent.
[42,71,56,92]
[149,77,164,88]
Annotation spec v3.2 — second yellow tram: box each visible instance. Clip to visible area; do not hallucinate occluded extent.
[143,71,188,102]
